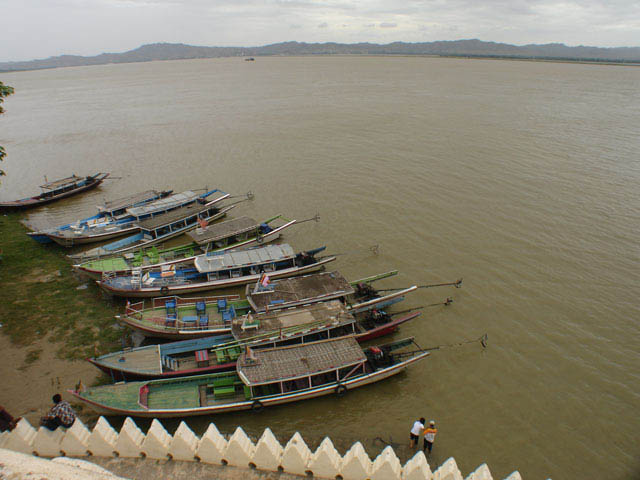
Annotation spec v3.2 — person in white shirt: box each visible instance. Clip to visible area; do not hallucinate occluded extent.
[410,417,426,448]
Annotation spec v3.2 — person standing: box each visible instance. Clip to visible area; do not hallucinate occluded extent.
[423,420,437,454]
[410,417,426,448]
[40,394,76,431]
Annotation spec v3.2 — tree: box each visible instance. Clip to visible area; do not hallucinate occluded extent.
[0,81,15,175]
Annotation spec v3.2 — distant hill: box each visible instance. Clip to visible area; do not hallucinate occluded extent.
[2,40,639,72]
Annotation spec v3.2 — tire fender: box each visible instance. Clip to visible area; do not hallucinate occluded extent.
[335,384,347,396]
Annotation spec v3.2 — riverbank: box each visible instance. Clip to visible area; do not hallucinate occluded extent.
[0,213,121,421]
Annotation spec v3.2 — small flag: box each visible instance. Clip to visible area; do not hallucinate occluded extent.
[198,217,208,229]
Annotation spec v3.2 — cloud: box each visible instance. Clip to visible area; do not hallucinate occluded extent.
[0,0,638,61]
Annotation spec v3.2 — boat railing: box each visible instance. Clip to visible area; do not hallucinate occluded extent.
[150,294,241,309]
[125,300,145,319]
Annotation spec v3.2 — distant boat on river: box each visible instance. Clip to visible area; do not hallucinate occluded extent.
[0,173,109,212]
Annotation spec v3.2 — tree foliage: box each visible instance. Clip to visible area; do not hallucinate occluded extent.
[0,80,14,174]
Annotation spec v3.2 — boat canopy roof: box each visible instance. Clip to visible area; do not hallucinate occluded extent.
[126,190,206,217]
[40,175,84,189]
[98,190,161,214]
[246,271,355,312]
[237,337,365,386]
[135,202,216,231]
[187,216,259,245]
[194,244,295,273]
[231,300,352,340]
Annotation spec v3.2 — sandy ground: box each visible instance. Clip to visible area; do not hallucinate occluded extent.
[0,333,99,424]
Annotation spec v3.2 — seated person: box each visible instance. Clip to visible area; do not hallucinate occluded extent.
[40,394,76,431]
[0,405,20,432]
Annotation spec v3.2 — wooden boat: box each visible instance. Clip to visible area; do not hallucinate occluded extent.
[96,244,335,298]
[90,300,422,380]
[27,189,173,244]
[244,270,415,314]
[70,336,429,417]
[0,173,109,212]
[72,215,296,280]
[68,192,233,262]
[116,271,416,339]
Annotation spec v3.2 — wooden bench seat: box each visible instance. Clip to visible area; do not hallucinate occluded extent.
[214,385,236,398]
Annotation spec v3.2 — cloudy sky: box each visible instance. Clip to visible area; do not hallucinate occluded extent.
[2,0,639,62]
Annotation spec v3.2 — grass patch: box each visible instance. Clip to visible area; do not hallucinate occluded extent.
[22,348,42,367]
[0,213,122,360]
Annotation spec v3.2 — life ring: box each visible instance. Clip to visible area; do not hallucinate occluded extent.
[251,400,264,412]
[160,286,169,296]
[335,384,347,397]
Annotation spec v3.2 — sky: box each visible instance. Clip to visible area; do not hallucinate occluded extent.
[2,0,639,62]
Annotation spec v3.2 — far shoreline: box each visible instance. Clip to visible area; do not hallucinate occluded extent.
[1,53,639,74]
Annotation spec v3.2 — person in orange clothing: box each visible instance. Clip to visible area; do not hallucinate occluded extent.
[423,420,437,455]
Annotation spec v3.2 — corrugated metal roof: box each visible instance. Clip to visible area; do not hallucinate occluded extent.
[98,190,161,214]
[135,202,214,230]
[126,191,199,217]
[237,337,365,385]
[187,216,258,245]
[194,244,295,273]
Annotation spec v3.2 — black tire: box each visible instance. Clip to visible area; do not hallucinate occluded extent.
[160,286,169,296]
[335,384,347,397]
[251,400,264,412]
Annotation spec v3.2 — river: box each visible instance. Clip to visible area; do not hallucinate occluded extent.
[2,56,639,479]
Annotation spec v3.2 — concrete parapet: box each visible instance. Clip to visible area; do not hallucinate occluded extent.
[88,416,118,457]
[308,436,342,479]
[371,445,403,480]
[4,418,37,454]
[60,419,91,457]
[114,417,144,458]
[465,463,493,480]
[434,457,464,480]
[196,422,227,465]
[169,421,199,461]
[1,416,526,479]
[403,450,433,480]
[224,426,255,467]
[341,441,372,480]
[281,431,312,476]
[141,419,171,460]
[252,427,283,472]
[33,425,65,457]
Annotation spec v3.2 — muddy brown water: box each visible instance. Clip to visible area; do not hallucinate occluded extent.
[1,56,639,479]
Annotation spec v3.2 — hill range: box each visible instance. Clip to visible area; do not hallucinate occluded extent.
[1,39,639,72]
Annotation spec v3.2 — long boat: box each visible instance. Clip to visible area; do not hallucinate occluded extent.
[68,192,233,262]
[0,173,109,212]
[96,244,335,298]
[89,300,422,380]
[70,336,429,417]
[115,271,416,339]
[72,215,296,279]
[27,189,173,244]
